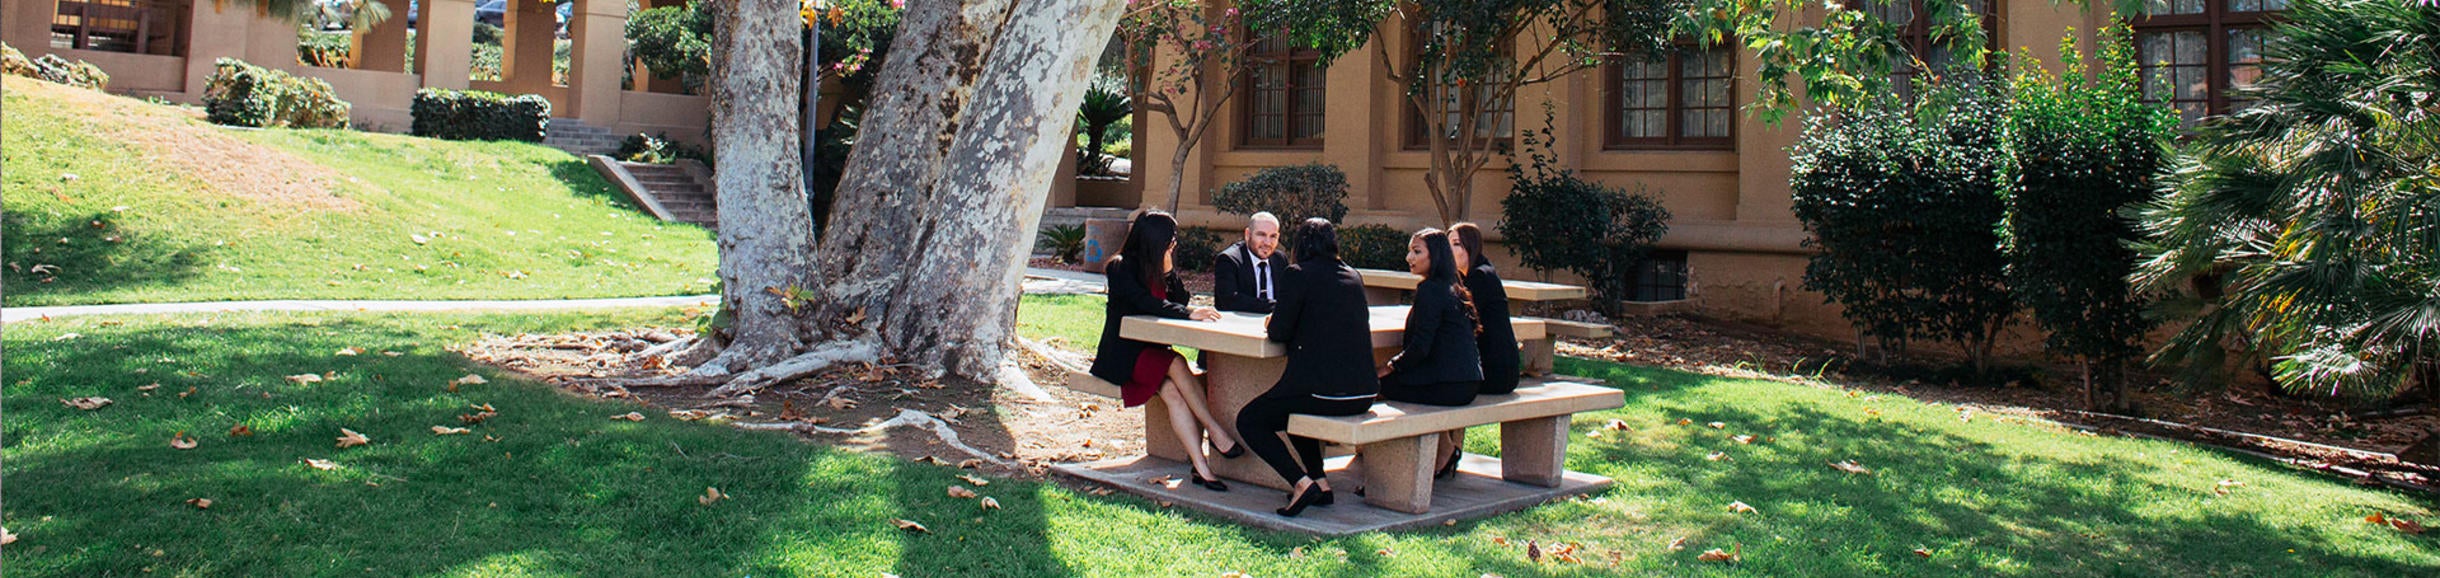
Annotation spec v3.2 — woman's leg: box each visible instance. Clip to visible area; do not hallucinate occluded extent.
[1438,429,1466,471]
[1234,396,1307,486]
[1165,357,1240,452]
[1291,435,1331,491]
[1157,378,1214,479]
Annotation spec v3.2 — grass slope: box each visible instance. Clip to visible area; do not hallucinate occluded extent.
[3,300,2433,576]
[0,79,717,306]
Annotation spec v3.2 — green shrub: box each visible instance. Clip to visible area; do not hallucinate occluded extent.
[1174,227,1222,272]
[31,54,109,90]
[613,133,712,165]
[1500,116,1670,315]
[202,58,350,129]
[1,42,35,78]
[1791,80,2013,372]
[2002,28,2177,410]
[473,22,504,46]
[627,2,710,78]
[470,44,503,81]
[1212,163,1351,251]
[1338,224,1409,270]
[1037,224,1088,264]
[297,30,352,68]
[411,88,550,142]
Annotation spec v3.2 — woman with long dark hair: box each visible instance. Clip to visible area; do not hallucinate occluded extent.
[1237,218,1378,516]
[1450,223,1520,394]
[1376,227,1483,480]
[1089,211,1245,491]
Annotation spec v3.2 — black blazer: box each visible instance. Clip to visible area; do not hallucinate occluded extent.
[1466,263,1522,394]
[1212,241,1290,314]
[1089,257,1193,384]
[1265,258,1379,400]
[1387,277,1484,384]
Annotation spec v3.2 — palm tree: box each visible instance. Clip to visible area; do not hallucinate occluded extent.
[238,0,394,29]
[2133,0,2440,400]
[1073,76,1131,176]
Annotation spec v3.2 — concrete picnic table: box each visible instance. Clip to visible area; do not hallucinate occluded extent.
[1111,305,1545,491]
[1351,268,1606,376]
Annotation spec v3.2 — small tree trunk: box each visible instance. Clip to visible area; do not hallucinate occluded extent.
[698,0,817,375]
[1165,145,1190,212]
[801,0,1128,382]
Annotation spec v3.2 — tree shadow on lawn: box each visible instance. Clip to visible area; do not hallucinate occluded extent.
[0,206,211,304]
[0,316,1069,577]
[1520,361,2440,576]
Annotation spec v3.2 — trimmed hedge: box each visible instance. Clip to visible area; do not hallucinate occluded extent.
[201,58,349,129]
[411,88,550,142]
[1212,163,1352,252]
[1174,227,1222,272]
[1338,224,1409,270]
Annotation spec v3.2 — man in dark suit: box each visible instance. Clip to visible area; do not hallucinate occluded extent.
[1212,212,1290,314]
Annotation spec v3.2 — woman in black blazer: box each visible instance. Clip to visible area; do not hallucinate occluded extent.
[1236,218,1378,516]
[1377,227,1483,480]
[1088,211,1243,491]
[1451,223,1520,395]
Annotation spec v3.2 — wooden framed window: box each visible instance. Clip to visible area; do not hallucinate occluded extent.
[1605,44,1735,150]
[1861,0,1996,99]
[1240,32,1325,149]
[2131,0,2284,125]
[1404,24,1516,150]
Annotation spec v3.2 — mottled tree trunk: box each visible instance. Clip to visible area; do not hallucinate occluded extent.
[801,0,1127,382]
[697,0,818,376]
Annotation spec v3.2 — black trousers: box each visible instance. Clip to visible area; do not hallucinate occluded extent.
[1381,369,1481,407]
[1236,390,1372,487]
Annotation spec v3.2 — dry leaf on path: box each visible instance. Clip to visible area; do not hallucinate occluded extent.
[612,412,645,421]
[186,498,213,509]
[669,409,713,421]
[169,431,198,450]
[1149,475,1181,490]
[959,474,990,486]
[892,518,929,533]
[947,485,978,499]
[1830,461,1873,475]
[980,497,1001,510]
[1728,501,1757,514]
[432,426,471,435]
[698,487,727,506]
[335,428,371,449]
[956,458,982,469]
[828,398,858,411]
[303,458,337,470]
[285,374,324,385]
[62,397,112,410]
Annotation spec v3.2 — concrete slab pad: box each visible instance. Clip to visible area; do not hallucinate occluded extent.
[1052,453,1612,536]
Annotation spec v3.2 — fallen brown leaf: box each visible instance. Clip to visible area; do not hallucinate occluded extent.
[179,386,196,398]
[303,458,337,470]
[669,409,713,421]
[1732,435,1756,444]
[1290,546,1307,558]
[1705,451,1728,461]
[460,411,497,424]
[432,426,471,435]
[2392,517,2427,535]
[1707,421,1726,429]
[1697,545,1740,563]
[1728,501,1757,514]
[698,487,727,506]
[335,428,371,449]
[1086,487,1114,496]
[948,485,979,499]
[186,498,212,509]
[62,397,112,410]
[892,518,929,533]
[1604,419,1631,431]
[285,374,324,385]
[612,412,645,422]
[828,397,858,411]
[138,383,161,392]
[1665,536,1688,551]
[453,374,488,386]
[2,527,16,545]
[1676,418,1693,426]
[980,497,1001,510]
[957,458,983,469]
[1149,475,1181,489]
[336,347,363,356]
[229,424,254,437]
[959,474,991,486]
[169,431,198,450]
[1830,460,1873,475]
[1527,540,1542,563]
[1913,547,1933,558]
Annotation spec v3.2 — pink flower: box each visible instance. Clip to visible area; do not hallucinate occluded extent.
[889,0,904,8]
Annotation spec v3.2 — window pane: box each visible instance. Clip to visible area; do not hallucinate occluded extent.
[2227,27,2271,110]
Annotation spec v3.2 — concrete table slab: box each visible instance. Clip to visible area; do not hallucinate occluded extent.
[1053,453,1612,536]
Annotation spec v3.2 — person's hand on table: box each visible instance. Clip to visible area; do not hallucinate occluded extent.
[1190,307,1222,322]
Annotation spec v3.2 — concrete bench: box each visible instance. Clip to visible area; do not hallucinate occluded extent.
[1518,318,1613,376]
[1285,379,1623,513]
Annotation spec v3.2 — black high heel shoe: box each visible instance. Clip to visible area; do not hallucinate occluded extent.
[1315,489,1335,506]
[1434,453,1462,480]
[1277,482,1325,517]
[1214,438,1246,460]
[1190,470,1229,492]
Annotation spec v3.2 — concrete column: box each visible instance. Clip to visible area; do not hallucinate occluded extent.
[1052,127,1081,208]
[1322,21,1385,211]
[417,0,476,91]
[4,0,58,53]
[501,0,558,91]
[565,0,628,123]
[352,5,412,73]
[179,0,262,98]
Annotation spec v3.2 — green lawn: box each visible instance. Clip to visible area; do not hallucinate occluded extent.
[0,79,717,307]
[4,302,2434,576]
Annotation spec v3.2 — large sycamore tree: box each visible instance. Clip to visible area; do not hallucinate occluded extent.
[684,0,1126,395]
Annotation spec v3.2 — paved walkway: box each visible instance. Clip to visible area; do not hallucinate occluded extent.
[2,269,1110,322]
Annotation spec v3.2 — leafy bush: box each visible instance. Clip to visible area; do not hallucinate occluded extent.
[202,58,350,129]
[470,44,503,81]
[1211,163,1351,250]
[2,42,36,77]
[627,2,710,78]
[1076,77,1131,176]
[31,54,109,90]
[411,88,550,142]
[2002,28,2177,410]
[1791,81,2012,372]
[473,22,504,46]
[1174,227,1222,272]
[1338,224,1409,270]
[614,133,712,165]
[1499,118,1670,315]
[1037,224,1088,264]
[297,30,352,68]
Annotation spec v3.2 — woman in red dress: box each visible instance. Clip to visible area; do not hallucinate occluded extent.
[1087,211,1246,490]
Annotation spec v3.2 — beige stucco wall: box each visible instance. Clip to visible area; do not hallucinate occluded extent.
[1129,0,2102,348]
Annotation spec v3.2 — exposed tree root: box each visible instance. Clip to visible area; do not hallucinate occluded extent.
[703,340,882,398]
[734,408,1012,467]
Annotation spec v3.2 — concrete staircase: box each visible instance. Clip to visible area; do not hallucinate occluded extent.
[587,156,718,229]
[545,119,623,156]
